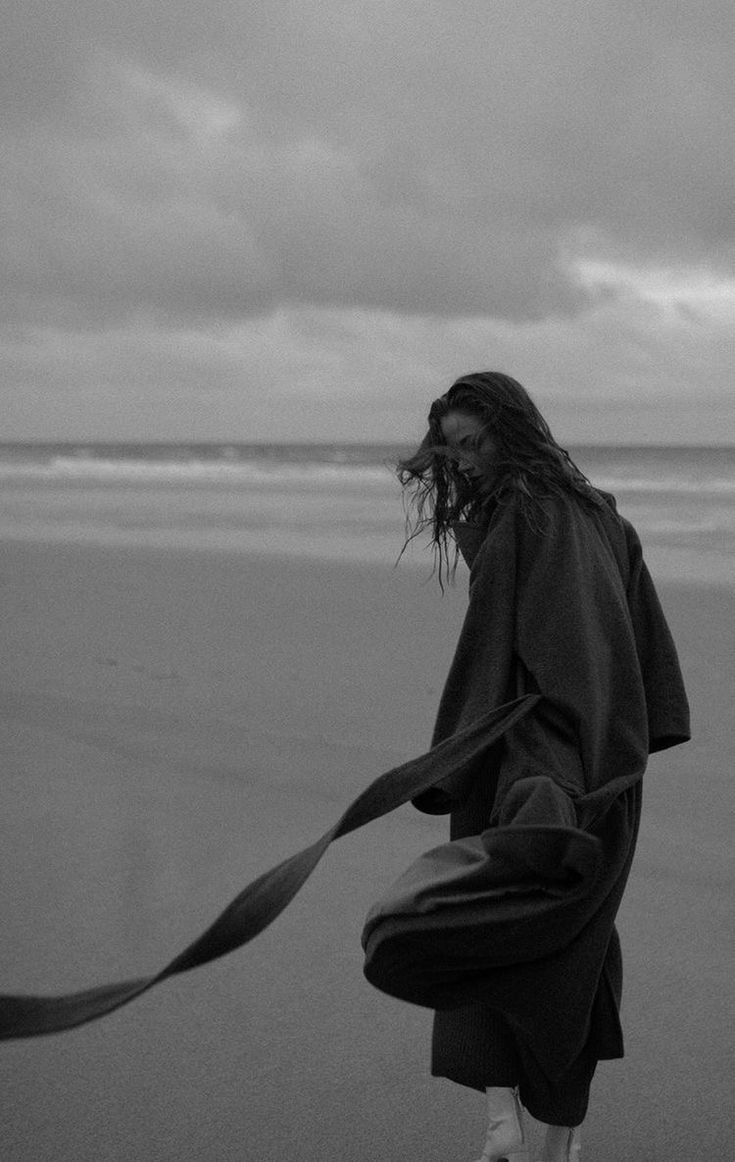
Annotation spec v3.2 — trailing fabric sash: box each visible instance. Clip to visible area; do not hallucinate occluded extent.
[0,694,539,1041]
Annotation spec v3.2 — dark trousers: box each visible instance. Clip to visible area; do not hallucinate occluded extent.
[432,1003,597,1126]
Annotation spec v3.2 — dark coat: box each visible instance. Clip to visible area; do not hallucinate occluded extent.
[368,488,690,1091]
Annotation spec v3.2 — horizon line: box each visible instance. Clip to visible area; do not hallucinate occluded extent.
[0,438,733,450]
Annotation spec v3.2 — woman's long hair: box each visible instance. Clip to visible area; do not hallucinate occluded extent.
[397,371,608,584]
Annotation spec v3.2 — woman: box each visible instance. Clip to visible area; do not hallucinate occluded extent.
[395,372,690,1162]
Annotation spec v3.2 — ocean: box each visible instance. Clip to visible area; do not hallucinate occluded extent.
[1,442,733,582]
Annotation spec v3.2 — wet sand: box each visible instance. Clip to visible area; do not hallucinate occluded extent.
[0,541,732,1160]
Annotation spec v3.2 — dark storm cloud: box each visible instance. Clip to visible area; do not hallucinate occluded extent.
[2,0,735,327]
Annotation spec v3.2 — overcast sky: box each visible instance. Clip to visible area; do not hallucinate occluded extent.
[2,0,734,442]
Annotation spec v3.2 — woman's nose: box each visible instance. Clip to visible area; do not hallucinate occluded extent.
[458,454,474,474]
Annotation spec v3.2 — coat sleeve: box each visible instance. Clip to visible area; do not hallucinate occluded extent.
[495,495,650,806]
[623,521,690,751]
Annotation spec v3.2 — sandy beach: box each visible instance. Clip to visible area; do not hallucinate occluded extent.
[0,540,732,1161]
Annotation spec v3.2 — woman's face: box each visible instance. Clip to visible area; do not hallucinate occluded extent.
[439,409,496,491]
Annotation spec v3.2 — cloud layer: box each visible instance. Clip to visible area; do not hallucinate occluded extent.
[2,1,734,438]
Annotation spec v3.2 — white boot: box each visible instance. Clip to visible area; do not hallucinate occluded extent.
[539,1123,582,1162]
[473,1086,529,1162]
